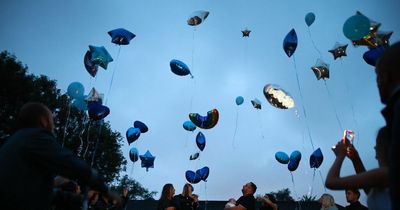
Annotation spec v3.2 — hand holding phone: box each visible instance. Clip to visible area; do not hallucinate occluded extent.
[342,129,355,157]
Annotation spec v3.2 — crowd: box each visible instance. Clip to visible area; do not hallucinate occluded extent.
[0,42,399,210]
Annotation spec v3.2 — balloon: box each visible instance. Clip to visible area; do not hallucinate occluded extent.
[126,127,141,144]
[89,45,113,70]
[196,166,210,181]
[84,51,98,77]
[67,82,85,99]
[288,159,300,172]
[235,96,244,106]
[305,12,315,27]
[343,14,371,41]
[85,87,103,104]
[196,132,206,151]
[189,109,219,129]
[363,46,386,66]
[290,150,302,163]
[185,170,201,184]
[129,147,139,162]
[107,28,136,45]
[283,29,298,57]
[310,148,323,169]
[170,59,193,77]
[375,31,393,48]
[190,152,200,160]
[87,101,110,121]
[187,11,209,26]
[328,43,348,60]
[311,59,330,80]
[251,98,261,109]
[263,84,295,109]
[140,150,155,172]
[275,151,290,164]
[242,29,251,37]
[183,121,196,132]
[134,121,148,133]
[72,96,88,111]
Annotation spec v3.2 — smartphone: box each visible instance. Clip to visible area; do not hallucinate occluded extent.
[342,129,355,145]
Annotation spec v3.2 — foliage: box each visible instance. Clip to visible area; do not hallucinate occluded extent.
[300,194,317,202]
[269,188,295,202]
[111,175,157,200]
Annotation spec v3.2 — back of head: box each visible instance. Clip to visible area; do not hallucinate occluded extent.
[17,102,50,129]
[320,193,335,208]
[160,183,173,201]
[249,182,257,194]
[377,42,400,79]
[182,183,193,197]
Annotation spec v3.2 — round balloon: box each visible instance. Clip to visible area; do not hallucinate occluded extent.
[309,148,323,169]
[170,59,192,77]
[183,121,196,132]
[67,82,85,99]
[290,150,302,163]
[235,96,244,106]
[72,96,88,111]
[275,151,290,164]
[305,12,315,27]
[343,14,371,41]
[288,160,300,172]
[196,132,206,151]
[129,147,139,162]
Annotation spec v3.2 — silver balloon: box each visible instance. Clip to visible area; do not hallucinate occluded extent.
[263,84,295,109]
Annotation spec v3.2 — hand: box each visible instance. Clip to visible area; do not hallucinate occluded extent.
[346,144,360,161]
[122,187,128,197]
[332,141,347,158]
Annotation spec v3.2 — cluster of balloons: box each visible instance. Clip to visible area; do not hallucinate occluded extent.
[126,121,154,171]
[185,166,210,184]
[275,150,302,172]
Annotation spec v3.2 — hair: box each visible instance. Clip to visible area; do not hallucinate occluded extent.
[249,182,257,194]
[376,42,400,78]
[320,193,335,208]
[182,183,194,197]
[265,194,277,204]
[17,102,51,129]
[159,183,174,201]
[346,189,361,199]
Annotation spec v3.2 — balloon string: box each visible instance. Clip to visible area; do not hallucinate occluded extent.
[105,45,121,106]
[82,119,92,159]
[293,56,315,151]
[307,27,323,59]
[204,182,208,210]
[191,28,196,76]
[91,122,103,167]
[324,80,344,132]
[290,172,299,200]
[61,103,72,147]
[318,169,327,192]
[257,111,265,140]
[232,107,239,148]
[309,169,316,197]
[130,163,135,177]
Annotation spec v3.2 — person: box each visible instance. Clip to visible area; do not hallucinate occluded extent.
[0,102,109,210]
[158,183,179,210]
[174,183,199,210]
[345,189,368,210]
[319,194,339,210]
[257,194,278,210]
[224,182,257,210]
[375,41,400,210]
[325,127,391,209]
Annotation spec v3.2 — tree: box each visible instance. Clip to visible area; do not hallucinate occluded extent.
[269,188,295,202]
[111,175,157,200]
[0,51,126,183]
[300,194,317,202]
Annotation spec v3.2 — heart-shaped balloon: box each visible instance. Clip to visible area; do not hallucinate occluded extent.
[87,102,110,121]
[363,46,386,66]
[126,127,141,144]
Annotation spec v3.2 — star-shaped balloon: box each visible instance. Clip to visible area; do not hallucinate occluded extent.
[328,43,348,60]
[140,150,155,172]
[107,28,136,45]
[375,31,393,48]
[89,45,113,70]
[241,29,251,37]
[311,59,330,80]
[85,87,103,104]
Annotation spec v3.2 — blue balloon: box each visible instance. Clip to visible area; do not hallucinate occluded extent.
[185,170,201,184]
[134,121,148,133]
[72,96,88,111]
[140,150,155,172]
[305,12,315,27]
[183,121,196,132]
[129,147,139,162]
[310,148,323,169]
[235,96,244,106]
[288,159,300,172]
[87,101,110,121]
[283,29,298,57]
[89,45,113,70]
[67,82,85,99]
[84,51,98,77]
[290,150,302,163]
[170,59,193,77]
[275,151,290,164]
[196,166,210,181]
[196,132,206,151]
[126,127,141,144]
[108,28,136,45]
[363,46,386,66]
[343,14,371,41]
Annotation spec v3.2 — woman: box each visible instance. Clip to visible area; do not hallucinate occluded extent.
[325,127,391,209]
[257,194,278,210]
[319,194,338,210]
[158,183,178,210]
[174,183,199,210]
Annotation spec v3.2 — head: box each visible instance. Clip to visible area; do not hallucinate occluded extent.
[376,42,400,104]
[160,183,175,201]
[182,183,194,197]
[345,189,360,203]
[242,182,257,196]
[17,102,54,132]
[375,127,389,167]
[265,194,277,204]
[319,193,335,208]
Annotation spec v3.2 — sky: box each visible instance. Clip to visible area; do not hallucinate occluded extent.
[1,0,400,206]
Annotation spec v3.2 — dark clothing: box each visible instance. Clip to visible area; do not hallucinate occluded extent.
[345,201,368,210]
[157,198,179,210]
[0,128,106,210]
[174,194,198,210]
[236,195,256,210]
[381,89,400,210]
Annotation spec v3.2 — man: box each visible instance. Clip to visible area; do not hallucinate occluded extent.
[224,182,257,210]
[345,189,368,210]
[376,42,400,209]
[0,102,109,210]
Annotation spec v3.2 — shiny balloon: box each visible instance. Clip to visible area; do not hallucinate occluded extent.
[343,14,371,41]
[183,121,196,132]
[134,121,148,133]
[328,43,348,60]
[72,96,88,111]
[311,59,330,80]
[275,151,290,164]
[251,98,262,109]
[305,12,315,27]
[140,150,155,172]
[89,45,113,70]
[170,59,192,77]
[288,160,300,172]
[283,29,298,57]
[235,96,244,106]
[108,28,136,45]
[196,166,210,181]
[189,109,219,129]
[290,150,302,163]
[126,127,141,144]
[196,132,206,151]
[129,147,139,162]
[185,170,201,184]
[84,51,98,77]
[187,11,209,26]
[190,152,200,160]
[263,84,295,109]
[309,148,323,169]
[67,82,85,99]
[363,46,386,66]
[87,102,110,121]
[85,87,102,104]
